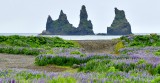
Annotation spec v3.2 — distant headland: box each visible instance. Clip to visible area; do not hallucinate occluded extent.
[40,5,132,35]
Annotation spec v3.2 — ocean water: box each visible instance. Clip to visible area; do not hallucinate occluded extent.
[0,33,159,40]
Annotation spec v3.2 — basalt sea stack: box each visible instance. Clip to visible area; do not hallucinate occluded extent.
[107,8,132,35]
[76,5,94,35]
[41,5,95,35]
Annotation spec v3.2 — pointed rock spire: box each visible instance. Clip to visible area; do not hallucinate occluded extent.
[107,8,132,35]
[77,5,94,35]
[80,5,88,20]
[114,8,126,20]
[46,15,53,24]
[46,15,53,31]
[58,10,69,24]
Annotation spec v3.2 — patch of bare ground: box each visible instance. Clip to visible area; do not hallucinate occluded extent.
[76,40,118,53]
[0,53,67,72]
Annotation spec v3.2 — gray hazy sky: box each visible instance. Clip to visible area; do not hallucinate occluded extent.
[0,0,160,33]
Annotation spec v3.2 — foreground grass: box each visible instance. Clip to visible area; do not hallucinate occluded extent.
[0,35,79,55]
[0,67,158,83]
[0,34,160,82]
[33,34,160,83]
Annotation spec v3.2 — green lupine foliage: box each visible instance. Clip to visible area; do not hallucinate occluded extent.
[151,76,160,83]
[120,34,160,47]
[78,59,160,76]
[16,71,45,80]
[0,35,79,48]
[0,35,79,55]
[0,46,45,55]
[35,55,110,66]
[48,77,77,83]
[154,50,160,56]
[79,59,112,72]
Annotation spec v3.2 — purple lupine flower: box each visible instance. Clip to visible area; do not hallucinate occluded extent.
[0,78,3,83]
[11,79,15,83]
[47,72,59,78]
[38,79,45,83]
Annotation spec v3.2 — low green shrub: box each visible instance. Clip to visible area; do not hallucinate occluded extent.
[0,35,79,55]
[70,51,81,55]
[151,76,160,83]
[0,46,45,55]
[79,59,137,73]
[79,59,112,72]
[35,55,81,66]
[153,64,160,74]
[154,50,160,56]
[35,55,111,66]
[114,62,136,72]
[78,58,157,75]
[120,34,160,47]
[136,59,146,65]
[70,50,86,57]
[80,54,86,57]
[48,77,77,83]
[0,35,79,48]
[16,71,45,80]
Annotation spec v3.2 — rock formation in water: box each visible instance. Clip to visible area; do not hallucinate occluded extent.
[42,10,76,35]
[41,5,95,35]
[76,5,94,35]
[107,8,132,35]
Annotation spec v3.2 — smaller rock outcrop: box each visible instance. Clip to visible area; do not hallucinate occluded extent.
[107,8,132,35]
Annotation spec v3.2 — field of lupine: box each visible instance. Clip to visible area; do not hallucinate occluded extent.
[1,34,160,83]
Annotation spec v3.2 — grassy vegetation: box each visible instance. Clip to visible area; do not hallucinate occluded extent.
[0,69,77,83]
[120,34,160,47]
[35,54,111,66]
[78,58,159,75]
[0,35,79,55]
[1,34,160,82]
[33,34,160,82]
[0,46,45,55]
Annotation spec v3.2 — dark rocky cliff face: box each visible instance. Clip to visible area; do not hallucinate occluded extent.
[107,8,132,35]
[41,5,95,35]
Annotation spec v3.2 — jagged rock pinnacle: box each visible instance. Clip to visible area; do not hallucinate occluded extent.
[46,15,53,32]
[77,5,94,35]
[107,8,132,35]
[58,10,69,24]
[115,8,126,20]
[80,5,88,20]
